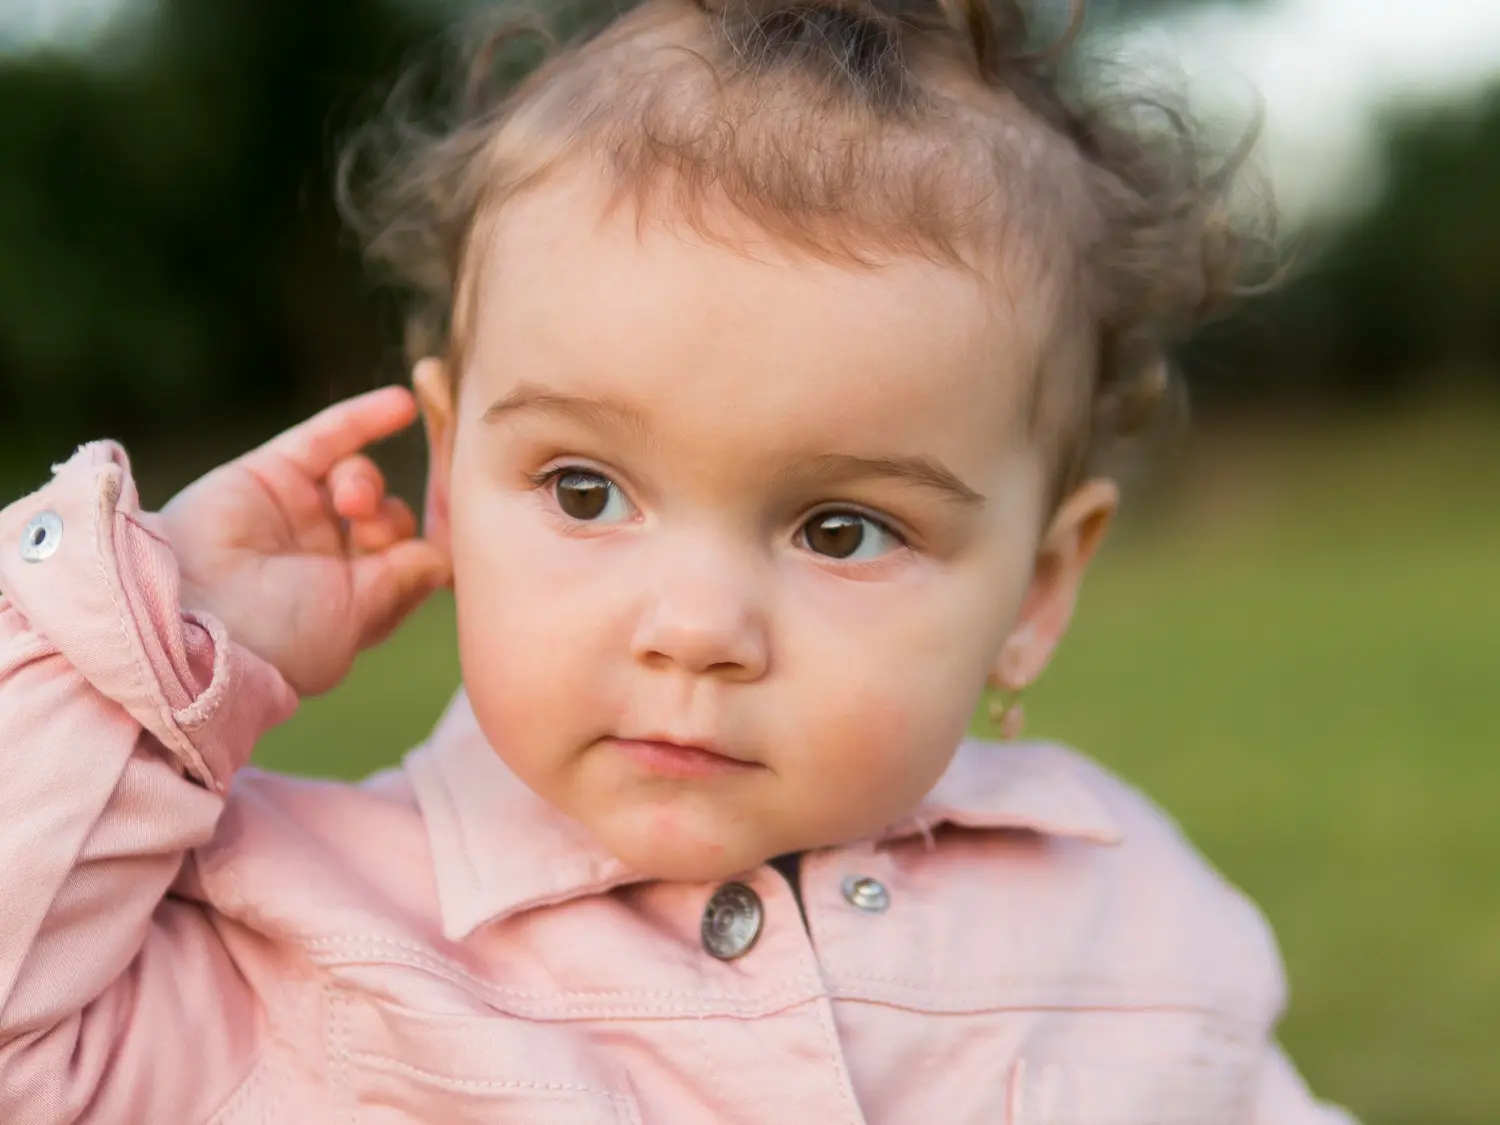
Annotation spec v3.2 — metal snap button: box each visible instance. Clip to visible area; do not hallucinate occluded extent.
[701,882,764,961]
[20,511,63,562]
[841,875,890,914]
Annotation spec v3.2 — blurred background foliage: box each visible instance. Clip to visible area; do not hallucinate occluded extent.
[2,0,1498,455]
[1,2,1496,1124]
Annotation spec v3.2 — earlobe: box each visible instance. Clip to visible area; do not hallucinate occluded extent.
[989,477,1119,693]
[412,357,456,559]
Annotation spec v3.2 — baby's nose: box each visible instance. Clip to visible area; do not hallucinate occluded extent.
[629,555,770,681]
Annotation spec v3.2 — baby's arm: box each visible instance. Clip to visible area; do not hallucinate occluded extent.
[0,393,446,1122]
[0,444,298,1122]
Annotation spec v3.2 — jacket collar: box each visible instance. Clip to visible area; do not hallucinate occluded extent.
[406,691,1124,942]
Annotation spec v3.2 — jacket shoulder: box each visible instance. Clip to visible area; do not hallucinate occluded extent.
[1047,741,1290,1022]
[190,765,445,947]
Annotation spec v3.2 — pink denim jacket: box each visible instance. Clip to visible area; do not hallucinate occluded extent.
[0,443,1357,1124]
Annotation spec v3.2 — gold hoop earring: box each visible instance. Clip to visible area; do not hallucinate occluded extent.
[987,692,1026,739]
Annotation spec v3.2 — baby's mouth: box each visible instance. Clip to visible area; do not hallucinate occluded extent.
[604,736,761,780]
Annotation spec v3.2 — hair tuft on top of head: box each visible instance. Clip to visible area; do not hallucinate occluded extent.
[690,0,1056,95]
[693,0,913,107]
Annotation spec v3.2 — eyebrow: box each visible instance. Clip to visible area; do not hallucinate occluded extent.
[484,385,984,508]
[483,384,653,441]
[776,453,985,509]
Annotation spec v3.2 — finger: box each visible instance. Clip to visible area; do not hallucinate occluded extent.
[351,539,452,649]
[329,455,386,521]
[254,386,418,481]
[347,497,419,555]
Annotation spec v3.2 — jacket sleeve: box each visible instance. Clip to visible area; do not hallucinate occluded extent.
[1253,1043,1359,1125]
[0,442,299,1124]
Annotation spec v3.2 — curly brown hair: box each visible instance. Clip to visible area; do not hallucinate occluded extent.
[337,0,1269,504]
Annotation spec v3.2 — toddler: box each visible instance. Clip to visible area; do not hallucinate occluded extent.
[0,1,1358,1122]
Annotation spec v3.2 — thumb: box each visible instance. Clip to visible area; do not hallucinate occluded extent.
[351,539,452,650]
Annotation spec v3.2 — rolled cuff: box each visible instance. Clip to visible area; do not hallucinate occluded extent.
[0,442,297,789]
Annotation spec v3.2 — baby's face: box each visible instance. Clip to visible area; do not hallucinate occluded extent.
[421,170,1111,881]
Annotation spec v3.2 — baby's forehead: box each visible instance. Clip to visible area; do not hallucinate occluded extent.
[471,169,1018,359]
[447,171,1066,508]
[459,148,1085,364]
[460,160,1068,391]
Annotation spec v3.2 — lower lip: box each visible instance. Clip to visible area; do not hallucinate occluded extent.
[607,739,757,779]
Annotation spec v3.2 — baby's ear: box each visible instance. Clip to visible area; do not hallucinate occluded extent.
[413,358,456,560]
[990,478,1118,692]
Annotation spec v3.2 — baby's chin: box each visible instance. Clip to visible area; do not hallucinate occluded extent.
[585,806,786,884]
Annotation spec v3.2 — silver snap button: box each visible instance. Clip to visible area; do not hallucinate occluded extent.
[841,875,890,913]
[701,882,763,961]
[20,511,63,563]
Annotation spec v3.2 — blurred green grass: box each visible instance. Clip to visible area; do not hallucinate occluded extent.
[24,404,1486,1125]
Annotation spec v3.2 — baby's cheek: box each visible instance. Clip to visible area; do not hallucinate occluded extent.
[842,693,922,753]
[814,680,962,822]
[454,522,591,678]
[455,582,577,746]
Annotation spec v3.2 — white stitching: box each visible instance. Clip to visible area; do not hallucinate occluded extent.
[206,1063,262,1125]
[807,991,862,1124]
[92,479,161,732]
[323,985,355,1125]
[320,976,809,1020]
[173,612,233,730]
[114,514,233,746]
[302,936,810,1004]
[265,1034,279,1125]
[829,972,1263,1017]
[346,1053,623,1098]
[693,1009,719,1113]
[93,476,212,778]
[301,936,1254,1019]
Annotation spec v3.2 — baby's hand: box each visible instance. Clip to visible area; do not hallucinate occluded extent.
[160,387,451,697]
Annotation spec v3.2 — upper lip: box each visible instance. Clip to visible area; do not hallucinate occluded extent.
[614,733,751,764]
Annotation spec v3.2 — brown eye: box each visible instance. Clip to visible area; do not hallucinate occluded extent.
[800,511,899,561]
[553,470,624,522]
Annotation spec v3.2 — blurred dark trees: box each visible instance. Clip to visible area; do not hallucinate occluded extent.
[0,0,1496,459]
[0,0,426,457]
[1194,88,1500,406]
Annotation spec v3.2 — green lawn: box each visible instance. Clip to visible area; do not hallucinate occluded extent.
[15,405,1494,1125]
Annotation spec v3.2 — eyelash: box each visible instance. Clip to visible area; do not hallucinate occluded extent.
[527,464,594,491]
[527,463,913,559]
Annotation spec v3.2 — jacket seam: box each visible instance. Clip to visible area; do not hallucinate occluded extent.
[301,936,815,1004]
[206,1060,263,1125]
[831,972,1266,1010]
[300,935,1261,1017]
[92,481,209,778]
[345,1051,628,1099]
[92,484,160,734]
